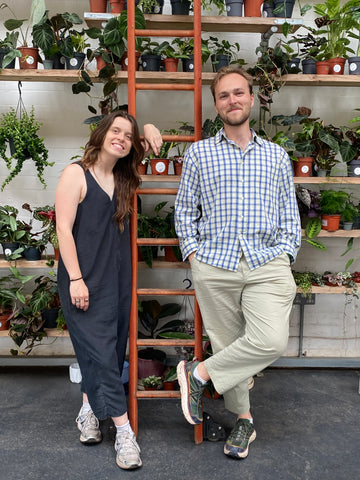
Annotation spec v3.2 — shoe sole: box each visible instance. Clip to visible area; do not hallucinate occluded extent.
[116,457,143,470]
[224,430,256,459]
[176,360,201,425]
[79,434,102,444]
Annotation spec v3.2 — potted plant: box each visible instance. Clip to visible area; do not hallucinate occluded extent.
[0,31,18,68]
[162,366,178,390]
[9,305,46,356]
[207,36,241,72]
[313,0,358,74]
[348,5,360,74]
[64,29,91,70]
[148,130,179,174]
[32,11,83,69]
[0,266,33,330]
[161,40,188,72]
[138,38,169,71]
[171,37,210,72]
[342,199,358,230]
[0,205,27,259]
[142,375,162,390]
[30,274,60,329]
[31,205,58,258]
[0,107,52,191]
[2,0,46,69]
[287,26,328,74]
[138,0,164,14]
[320,189,350,231]
[138,299,182,379]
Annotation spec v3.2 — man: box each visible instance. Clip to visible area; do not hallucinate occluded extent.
[174,67,301,460]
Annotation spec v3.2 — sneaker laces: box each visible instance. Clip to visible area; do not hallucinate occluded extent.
[115,431,140,457]
[77,411,99,431]
[228,420,253,446]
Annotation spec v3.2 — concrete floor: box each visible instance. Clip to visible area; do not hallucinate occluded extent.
[1,367,359,480]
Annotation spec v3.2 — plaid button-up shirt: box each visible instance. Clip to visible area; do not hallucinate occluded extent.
[174,129,301,272]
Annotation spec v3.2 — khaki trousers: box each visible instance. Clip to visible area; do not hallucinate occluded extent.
[191,253,296,415]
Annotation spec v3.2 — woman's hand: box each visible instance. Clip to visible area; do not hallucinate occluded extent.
[143,123,162,156]
[70,279,90,311]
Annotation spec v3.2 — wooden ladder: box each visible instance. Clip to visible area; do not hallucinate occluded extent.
[126,0,204,444]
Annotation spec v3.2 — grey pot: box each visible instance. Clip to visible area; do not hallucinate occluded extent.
[347,158,360,177]
[348,56,360,75]
[225,0,244,16]
[302,58,317,74]
[273,0,295,18]
[342,222,353,231]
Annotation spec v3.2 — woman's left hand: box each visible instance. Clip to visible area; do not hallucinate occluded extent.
[143,123,162,156]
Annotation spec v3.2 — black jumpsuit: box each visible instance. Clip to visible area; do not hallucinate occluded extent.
[58,163,131,420]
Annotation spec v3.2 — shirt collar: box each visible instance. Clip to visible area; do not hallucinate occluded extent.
[215,128,265,147]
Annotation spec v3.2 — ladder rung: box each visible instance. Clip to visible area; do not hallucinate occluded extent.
[135,29,194,37]
[161,135,195,142]
[136,83,195,91]
[137,288,195,296]
[137,339,195,347]
[136,188,178,194]
[137,390,181,398]
[137,238,178,246]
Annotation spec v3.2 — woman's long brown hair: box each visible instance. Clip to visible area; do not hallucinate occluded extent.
[82,111,144,230]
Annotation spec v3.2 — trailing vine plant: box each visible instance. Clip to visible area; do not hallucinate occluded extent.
[0,107,52,190]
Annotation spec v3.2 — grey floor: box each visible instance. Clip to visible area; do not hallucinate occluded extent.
[1,367,359,480]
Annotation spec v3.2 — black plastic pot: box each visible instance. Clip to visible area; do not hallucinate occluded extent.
[348,158,360,177]
[41,308,60,329]
[182,54,194,72]
[141,54,162,71]
[262,2,274,17]
[273,0,295,18]
[8,137,31,159]
[23,246,42,261]
[0,48,16,69]
[225,0,244,16]
[52,52,65,69]
[65,52,86,70]
[302,58,317,74]
[348,57,360,75]
[1,242,20,258]
[211,54,230,72]
[170,0,191,14]
[129,0,164,13]
[286,57,301,73]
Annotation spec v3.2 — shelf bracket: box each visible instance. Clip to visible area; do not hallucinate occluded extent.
[293,293,316,357]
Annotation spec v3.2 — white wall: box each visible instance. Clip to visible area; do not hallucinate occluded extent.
[0,0,359,357]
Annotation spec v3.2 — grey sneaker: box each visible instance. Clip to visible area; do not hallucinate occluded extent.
[76,411,102,444]
[115,431,142,470]
[224,418,256,459]
[177,359,207,425]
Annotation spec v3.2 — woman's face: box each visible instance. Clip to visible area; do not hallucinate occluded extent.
[102,116,133,159]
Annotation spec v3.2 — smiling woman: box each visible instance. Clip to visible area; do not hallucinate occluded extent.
[54,111,160,471]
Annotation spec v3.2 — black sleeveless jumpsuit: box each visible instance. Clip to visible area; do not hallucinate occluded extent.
[57,163,131,420]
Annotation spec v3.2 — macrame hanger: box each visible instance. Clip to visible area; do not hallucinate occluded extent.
[15,81,27,118]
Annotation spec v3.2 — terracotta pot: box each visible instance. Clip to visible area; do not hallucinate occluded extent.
[162,381,177,391]
[96,55,107,70]
[137,163,148,175]
[164,58,179,72]
[244,0,263,17]
[321,214,341,232]
[109,0,125,14]
[120,51,140,71]
[0,313,11,331]
[173,159,183,175]
[150,158,170,175]
[89,0,108,12]
[18,47,39,69]
[316,61,330,75]
[294,157,313,177]
[54,246,60,261]
[328,57,345,75]
[164,246,180,262]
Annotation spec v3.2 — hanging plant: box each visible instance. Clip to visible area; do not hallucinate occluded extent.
[0,107,53,191]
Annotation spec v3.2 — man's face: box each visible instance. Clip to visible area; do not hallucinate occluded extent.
[214,73,254,127]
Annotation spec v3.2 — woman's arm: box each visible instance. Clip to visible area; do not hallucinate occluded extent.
[143,123,162,156]
[55,163,89,311]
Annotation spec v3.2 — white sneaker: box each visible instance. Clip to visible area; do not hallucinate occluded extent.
[115,431,142,470]
[76,410,102,444]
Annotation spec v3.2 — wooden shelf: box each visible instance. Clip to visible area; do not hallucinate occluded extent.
[0,257,57,268]
[1,70,360,88]
[84,13,303,33]
[301,229,360,238]
[0,328,69,338]
[294,176,360,184]
[297,286,358,294]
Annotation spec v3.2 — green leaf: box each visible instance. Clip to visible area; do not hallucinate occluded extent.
[88,105,97,115]
[303,238,327,250]
[103,79,118,97]
[72,81,91,94]
[305,217,322,239]
[345,258,354,270]
[81,70,93,85]
[32,23,55,52]
[341,237,354,256]
[4,19,25,31]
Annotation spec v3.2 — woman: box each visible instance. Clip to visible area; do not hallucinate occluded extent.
[55,112,162,470]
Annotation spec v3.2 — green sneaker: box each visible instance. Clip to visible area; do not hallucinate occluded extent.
[224,418,256,459]
[177,360,206,425]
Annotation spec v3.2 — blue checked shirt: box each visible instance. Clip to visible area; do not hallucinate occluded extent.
[174,129,301,272]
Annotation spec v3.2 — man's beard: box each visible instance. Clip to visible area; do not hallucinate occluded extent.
[218,109,250,127]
